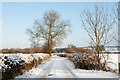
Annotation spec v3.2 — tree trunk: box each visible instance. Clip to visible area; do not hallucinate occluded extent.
[98,57,101,70]
[49,23,52,57]
[50,39,52,56]
[97,46,101,70]
[48,39,50,54]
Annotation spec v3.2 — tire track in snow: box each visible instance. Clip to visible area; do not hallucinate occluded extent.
[38,59,55,78]
[62,58,79,79]
[45,56,78,78]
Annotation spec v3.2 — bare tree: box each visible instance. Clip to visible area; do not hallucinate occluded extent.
[80,6,115,70]
[26,26,40,48]
[113,3,120,51]
[42,41,55,53]
[26,10,71,56]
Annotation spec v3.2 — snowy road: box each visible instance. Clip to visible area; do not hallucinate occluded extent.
[46,56,77,78]
[15,55,118,78]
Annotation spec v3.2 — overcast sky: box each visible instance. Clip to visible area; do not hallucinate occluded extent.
[1,2,117,49]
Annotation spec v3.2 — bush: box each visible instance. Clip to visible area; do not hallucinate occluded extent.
[68,53,117,73]
[68,53,98,70]
[1,55,24,80]
[1,53,50,80]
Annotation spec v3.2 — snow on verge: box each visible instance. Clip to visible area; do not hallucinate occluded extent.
[0,53,50,80]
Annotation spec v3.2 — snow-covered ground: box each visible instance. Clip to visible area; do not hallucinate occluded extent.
[15,55,118,78]
[101,54,118,70]
[64,57,118,78]
[1,53,50,80]
[1,53,50,71]
[68,53,118,72]
[16,59,53,78]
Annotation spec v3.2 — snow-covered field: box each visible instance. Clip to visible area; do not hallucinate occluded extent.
[15,55,118,78]
[101,54,118,70]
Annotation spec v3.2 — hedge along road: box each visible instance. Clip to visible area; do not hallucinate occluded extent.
[15,55,118,79]
[15,55,78,78]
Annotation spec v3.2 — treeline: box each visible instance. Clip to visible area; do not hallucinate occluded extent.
[0,47,93,54]
[65,48,93,54]
[0,48,44,54]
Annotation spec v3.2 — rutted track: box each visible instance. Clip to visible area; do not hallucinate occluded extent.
[39,56,78,78]
[62,58,79,79]
[38,59,55,78]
